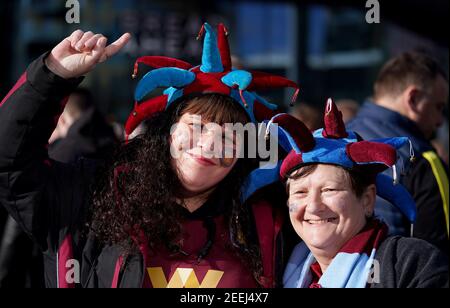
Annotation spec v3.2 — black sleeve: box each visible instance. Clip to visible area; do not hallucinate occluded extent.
[375,236,449,288]
[0,52,88,250]
[402,156,449,254]
[398,237,448,288]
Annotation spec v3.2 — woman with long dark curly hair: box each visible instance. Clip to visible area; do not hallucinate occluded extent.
[0,24,298,288]
[91,94,264,287]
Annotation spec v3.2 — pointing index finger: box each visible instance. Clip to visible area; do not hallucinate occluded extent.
[103,33,131,59]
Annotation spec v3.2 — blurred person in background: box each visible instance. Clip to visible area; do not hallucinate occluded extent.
[347,52,449,254]
[48,88,118,163]
[290,102,323,132]
[335,99,360,123]
[106,114,126,141]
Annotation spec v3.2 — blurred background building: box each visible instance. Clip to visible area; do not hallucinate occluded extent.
[1,0,448,120]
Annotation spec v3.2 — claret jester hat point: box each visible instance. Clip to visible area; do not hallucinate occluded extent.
[125,22,300,139]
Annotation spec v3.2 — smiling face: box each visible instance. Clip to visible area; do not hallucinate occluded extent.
[170,113,243,193]
[169,94,248,194]
[287,164,376,257]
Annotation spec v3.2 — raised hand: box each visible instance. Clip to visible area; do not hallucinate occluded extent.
[45,30,131,79]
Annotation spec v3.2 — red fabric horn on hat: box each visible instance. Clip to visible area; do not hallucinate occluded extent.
[132,56,193,78]
[274,114,316,178]
[322,98,348,139]
[253,100,277,122]
[247,71,300,104]
[217,23,232,72]
[280,152,304,179]
[346,141,397,167]
[125,95,168,136]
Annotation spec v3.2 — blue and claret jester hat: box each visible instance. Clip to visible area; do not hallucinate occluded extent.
[250,98,417,224]
[124,22,300,138]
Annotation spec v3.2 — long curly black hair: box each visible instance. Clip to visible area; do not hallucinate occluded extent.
[89,94,263,284]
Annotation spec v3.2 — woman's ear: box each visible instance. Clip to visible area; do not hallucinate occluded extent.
[362,184,376,217]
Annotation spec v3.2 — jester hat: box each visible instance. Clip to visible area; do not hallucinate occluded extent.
[243,98,417,223]
[125,22,300,138]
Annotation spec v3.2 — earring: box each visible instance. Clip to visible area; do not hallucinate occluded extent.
[220,157,234,167]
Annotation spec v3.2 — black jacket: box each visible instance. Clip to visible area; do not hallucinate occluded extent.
[372,236,448,288]
[0,53,93,287]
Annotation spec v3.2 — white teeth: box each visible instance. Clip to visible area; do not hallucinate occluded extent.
[306,218,336,224]
[308,219,327,224]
